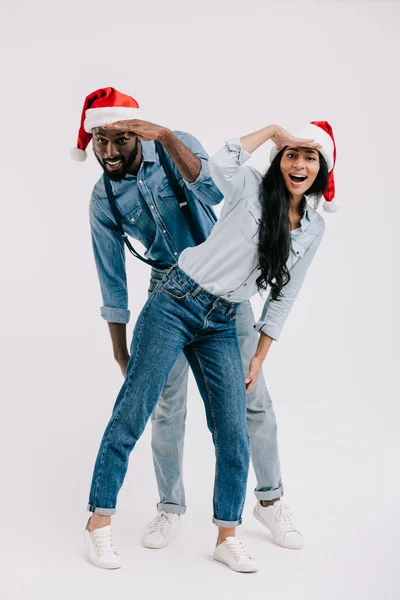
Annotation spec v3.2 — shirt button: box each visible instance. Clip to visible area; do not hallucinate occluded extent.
[174,252,178,256]
[139,180,143,184]
[243,283,247,286]
[227,294,232,298]
[163,229,166,233]
[257,218,261,223]
[151,205,155,209]
[131,218,136,223]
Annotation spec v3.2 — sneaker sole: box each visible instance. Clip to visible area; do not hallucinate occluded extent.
[253,508,304,550]
[141,530,179,550]
[213,554,259,573]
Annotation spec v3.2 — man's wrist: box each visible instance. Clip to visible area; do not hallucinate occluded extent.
[114,352,129,363]
[158,127,173,145]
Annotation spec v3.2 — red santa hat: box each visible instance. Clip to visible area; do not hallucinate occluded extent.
[70,87,144,161]
[270,120,338,212]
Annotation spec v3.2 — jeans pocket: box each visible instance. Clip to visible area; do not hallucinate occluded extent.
[160,278,189,300]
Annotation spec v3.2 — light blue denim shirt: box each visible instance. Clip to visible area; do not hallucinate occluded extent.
[89,131,223,324]
[201,138,326,341]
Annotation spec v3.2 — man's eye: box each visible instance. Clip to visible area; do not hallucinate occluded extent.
[117,137,128,144]
[96,138,107,144]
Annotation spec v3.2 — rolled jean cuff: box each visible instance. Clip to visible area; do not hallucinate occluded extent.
[254,486,284,501]
[157,502,187,515]
[212,516,242,528]
[87,504,116,516]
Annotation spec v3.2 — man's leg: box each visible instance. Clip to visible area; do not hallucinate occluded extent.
[235,301,304,549]
[235,301,283,499]
[147,269,188,514]
[140,269,189,549]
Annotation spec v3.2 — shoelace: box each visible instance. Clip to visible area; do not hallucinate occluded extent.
[272,503,295,532]
[92,528,118,557]
[225,538,251,560]
[148,511,171,533]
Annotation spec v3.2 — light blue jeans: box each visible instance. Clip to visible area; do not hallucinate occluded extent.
[149,267,284,515]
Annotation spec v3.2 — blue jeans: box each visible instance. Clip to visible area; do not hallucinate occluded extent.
[149,268,283,515]
[88,265,250,527]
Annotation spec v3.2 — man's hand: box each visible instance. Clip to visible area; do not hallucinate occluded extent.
[116,355,130,378]
[245,355,264,394]
[103,119,171,143]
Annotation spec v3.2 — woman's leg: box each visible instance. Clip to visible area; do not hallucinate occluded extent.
[87,287,191,516]
[184,318,250,531]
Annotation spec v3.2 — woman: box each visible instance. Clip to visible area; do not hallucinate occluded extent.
[85,121,336,573]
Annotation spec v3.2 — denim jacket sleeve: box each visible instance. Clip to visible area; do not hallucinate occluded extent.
[208,138,254,202]
[90,195,131,324]
[173,131,224,207]
[255,223,325,340]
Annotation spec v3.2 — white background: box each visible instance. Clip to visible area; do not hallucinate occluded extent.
[1,1,399,598]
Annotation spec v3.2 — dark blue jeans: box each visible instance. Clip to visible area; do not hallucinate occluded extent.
[88,265,250,527]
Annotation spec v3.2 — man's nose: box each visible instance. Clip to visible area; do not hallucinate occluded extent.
[104,143,119,159]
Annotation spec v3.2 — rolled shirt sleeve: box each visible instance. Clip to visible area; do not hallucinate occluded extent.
[208,138,252,201]
[173,131,224,206]
[255,224,325,340]
[90,197,131,324]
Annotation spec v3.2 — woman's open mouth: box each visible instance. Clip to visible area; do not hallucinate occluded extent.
[289,174,307,186]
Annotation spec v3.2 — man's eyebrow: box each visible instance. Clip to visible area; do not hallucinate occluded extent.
[93,129,130,136]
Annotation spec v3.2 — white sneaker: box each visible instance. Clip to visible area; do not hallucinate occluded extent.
[213,537,259,573]
[141,511,180,549]
[253,499,304,549]
[84,519,121,569]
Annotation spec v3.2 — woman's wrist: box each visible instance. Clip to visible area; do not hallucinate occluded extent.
[240,124,278,154]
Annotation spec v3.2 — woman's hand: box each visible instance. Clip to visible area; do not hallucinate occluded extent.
[245,355,264,393]
[271,125,322,152]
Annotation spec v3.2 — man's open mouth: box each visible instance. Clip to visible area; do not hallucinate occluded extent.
[105,158,123,170]
[289,174,307,183]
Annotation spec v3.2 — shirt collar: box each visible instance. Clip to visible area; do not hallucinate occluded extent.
[141,140,157,163]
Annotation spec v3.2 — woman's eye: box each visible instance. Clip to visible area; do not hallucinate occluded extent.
[287,153,297,159]
[306,157,316,161]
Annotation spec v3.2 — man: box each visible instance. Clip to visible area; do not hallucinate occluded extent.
[72,87,303,568]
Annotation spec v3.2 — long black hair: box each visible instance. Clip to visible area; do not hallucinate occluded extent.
[256,149,329,300]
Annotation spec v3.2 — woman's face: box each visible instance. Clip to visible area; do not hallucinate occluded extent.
[280,147,321,198]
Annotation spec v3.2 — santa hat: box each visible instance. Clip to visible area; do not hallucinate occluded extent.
[270,121,338,212]
[70,87,144,161]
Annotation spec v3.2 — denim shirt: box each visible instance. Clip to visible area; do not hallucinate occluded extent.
[90,131,223,324]
[203,138,326,341]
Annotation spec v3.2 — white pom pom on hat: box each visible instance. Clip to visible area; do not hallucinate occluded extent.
[70,147,87,161]
[70,87,144,161]
[270,121,339,213]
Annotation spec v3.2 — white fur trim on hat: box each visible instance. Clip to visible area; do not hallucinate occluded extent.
[270,124,334,171]
[84,107,145,133]
[70,147,87,161]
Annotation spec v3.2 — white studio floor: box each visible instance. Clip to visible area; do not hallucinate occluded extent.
[10,364,399,600]
[13,481,397,600]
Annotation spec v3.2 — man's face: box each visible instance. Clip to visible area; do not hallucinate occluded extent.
[92,127,140,181]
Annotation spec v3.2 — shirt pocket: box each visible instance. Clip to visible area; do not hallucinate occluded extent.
[290,232,317,266]
[241,203,262,244]
[123,203,144,226]
[158,182,177,199]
